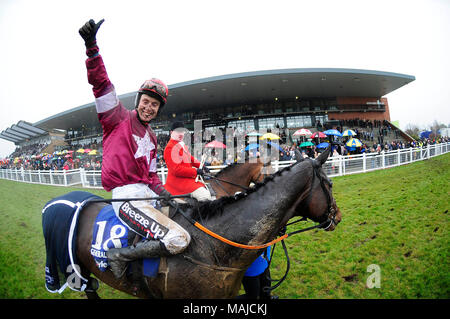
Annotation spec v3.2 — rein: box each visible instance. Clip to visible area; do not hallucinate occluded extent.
[206,174,250,193]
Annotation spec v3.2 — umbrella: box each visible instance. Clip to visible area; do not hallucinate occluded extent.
[246,131,262,137]
[84,148,92,153]
[342,129,357,137]
[266,141,283,151]
[293,128,312,136]
[205,140,226,149]
[76,148,85,153]
[316,142,330,149]
[300,141,314,147]
[323,129,343,137]
[245,143,260,151]
[311,131,327,138]
[88,150,98,155]
[346,138,363,148]
[259,133,280,140]
[64,154,72,158]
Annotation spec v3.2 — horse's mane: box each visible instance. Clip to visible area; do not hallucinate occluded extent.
[181,162,300,221]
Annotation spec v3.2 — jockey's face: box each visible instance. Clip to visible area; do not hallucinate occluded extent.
[137,94,160,122]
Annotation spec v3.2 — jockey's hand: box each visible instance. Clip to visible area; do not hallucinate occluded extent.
[159,189,172,206]
[196,167,205,176]
[203,166,211,174]
[79,18,105,48]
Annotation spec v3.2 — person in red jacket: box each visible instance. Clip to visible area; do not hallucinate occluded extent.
[164,122,213,201]
[79,19,190,279]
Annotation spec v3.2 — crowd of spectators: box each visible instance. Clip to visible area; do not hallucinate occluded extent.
[2,119,449,171]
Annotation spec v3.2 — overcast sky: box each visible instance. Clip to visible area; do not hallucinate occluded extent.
[1,0,449,158]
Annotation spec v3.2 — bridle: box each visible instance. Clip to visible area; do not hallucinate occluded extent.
[287,158,338,232]
[311,160,338,230]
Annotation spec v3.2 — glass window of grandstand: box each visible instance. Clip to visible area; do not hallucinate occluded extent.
[315,114,328,125]
[286,115,313,128]
[228,119,255,131]
[258,117,284,130]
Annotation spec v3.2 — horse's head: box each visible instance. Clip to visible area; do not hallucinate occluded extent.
[292,146,342,231]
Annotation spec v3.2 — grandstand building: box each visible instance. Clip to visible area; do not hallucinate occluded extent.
[1,68,415,152]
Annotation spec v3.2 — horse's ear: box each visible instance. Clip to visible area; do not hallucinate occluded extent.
[315,145,331,166]
[295,149,304,162]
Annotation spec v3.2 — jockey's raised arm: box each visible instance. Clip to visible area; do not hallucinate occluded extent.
[79,18,190,279]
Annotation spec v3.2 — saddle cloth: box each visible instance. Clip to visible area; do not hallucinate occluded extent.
[91,204,160,277]
[42,191,102,293]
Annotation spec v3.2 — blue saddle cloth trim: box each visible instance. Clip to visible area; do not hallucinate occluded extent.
[245,246,272,277]
[92,204,160,278]
[42,191,102,293]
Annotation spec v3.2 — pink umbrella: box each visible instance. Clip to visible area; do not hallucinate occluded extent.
[64,154,72,158]
[311,131,327,138]
[84,148,92,153]
[293,128,312,136]
[205,140,226,149]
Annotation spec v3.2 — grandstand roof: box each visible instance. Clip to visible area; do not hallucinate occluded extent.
[29,68,415,132]
[0,120,47,144]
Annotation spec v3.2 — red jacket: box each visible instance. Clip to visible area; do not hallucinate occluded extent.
[163,139,204,194]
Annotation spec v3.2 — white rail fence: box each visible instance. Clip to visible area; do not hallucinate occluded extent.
[1,143,449,189]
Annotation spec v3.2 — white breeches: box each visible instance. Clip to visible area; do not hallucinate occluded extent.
[191,186,214,201]
[111,183,191,254]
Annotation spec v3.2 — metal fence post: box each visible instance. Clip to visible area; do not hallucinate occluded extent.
[63,170,67,186]
[363,153,366,173]
[80,168,86,187]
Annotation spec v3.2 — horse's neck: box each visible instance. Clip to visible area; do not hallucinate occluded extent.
[213,164,254,195]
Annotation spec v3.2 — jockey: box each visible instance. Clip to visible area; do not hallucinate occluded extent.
[163,122,213,201]
[79,19,190,279]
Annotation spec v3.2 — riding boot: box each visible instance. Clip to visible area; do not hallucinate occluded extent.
[106,240,169,279]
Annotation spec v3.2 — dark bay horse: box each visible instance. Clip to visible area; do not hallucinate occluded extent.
[72,146,341,298]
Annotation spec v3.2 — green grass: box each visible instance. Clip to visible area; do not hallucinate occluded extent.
[0,154,449,299]
[270,153,450,299]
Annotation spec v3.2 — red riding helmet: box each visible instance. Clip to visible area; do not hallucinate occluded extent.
[135,78,169,108]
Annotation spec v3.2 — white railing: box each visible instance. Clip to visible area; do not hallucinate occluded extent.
[1,143,449,189]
